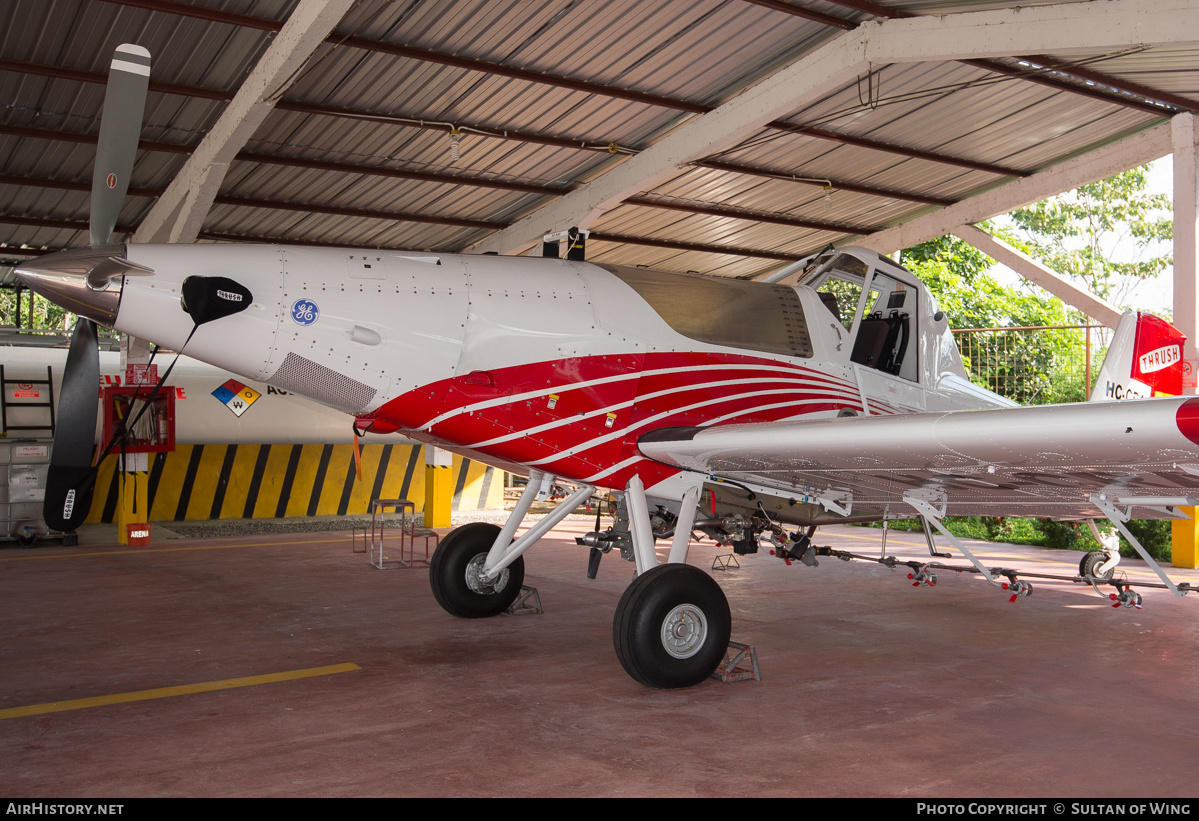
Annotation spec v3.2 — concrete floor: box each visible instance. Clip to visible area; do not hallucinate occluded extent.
[3,519,1199,797]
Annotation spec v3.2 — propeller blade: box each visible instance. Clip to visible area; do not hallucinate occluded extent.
[44,318,101,532]
[90,43,150,246]
[587,547,603,579]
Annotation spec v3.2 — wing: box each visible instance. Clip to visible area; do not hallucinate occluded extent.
[638,397,1199,521]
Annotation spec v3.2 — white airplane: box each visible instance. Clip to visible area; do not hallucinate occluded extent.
[15,45,1199,688]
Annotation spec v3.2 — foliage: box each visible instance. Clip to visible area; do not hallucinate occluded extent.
[1006,165,1172,305]
[1018,518,1171,562]
[866,516,1171,561]
[900,233,1089,404]
[0,287,72,330]
[1123,520,1173,562]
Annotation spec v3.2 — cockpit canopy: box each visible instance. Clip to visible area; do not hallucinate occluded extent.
[599,246,968,389]
[803,251,918,380]
[792,246,969,386]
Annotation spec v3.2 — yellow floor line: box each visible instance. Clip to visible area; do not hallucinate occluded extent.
[0,535,354,562]
[0,662,362,720]
[821,530,928,547]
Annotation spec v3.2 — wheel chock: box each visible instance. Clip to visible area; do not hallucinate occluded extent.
[711,641,760,683]
[712,553,740,572]
[508,585,544,616]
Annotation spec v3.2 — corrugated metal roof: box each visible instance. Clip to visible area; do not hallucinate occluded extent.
[0,0,1195,278]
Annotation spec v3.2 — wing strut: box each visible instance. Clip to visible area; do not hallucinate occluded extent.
[905,496,1033,602]
[1090,495,1190,598]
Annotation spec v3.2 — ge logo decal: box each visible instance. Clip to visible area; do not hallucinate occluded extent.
[291,299,319,325]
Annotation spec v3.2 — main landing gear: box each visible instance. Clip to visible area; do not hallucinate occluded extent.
[589,475,732,688]
[428,470,732,689]
[613,563,731,689]
[428,470,595,619]
[429,523,524,618]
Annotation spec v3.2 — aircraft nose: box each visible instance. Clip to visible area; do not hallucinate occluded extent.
[13,245,152,326]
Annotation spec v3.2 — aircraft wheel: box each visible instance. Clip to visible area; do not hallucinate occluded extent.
[429,522,524,618]
[1079,550,1114,580]
[613,563,731,689]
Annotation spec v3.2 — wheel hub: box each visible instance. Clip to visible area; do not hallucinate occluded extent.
[465,553,509,595]
[660,603,708,659]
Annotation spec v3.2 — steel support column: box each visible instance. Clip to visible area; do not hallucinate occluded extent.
[424,446,452,529]
[1171,113,1199,567]
[1173,113,1199,387]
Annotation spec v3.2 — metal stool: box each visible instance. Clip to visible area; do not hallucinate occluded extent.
[401,517,438,567]
[368,499,435,569]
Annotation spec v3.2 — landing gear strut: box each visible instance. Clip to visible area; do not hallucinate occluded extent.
[429,470,596,618]
[429,523,525,618]
[613,563,731,689]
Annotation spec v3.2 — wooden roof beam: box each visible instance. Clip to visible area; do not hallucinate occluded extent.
[134,0,359,243]
[473,0,1199,255]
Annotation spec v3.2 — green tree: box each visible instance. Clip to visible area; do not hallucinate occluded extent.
[902,233,1076,329]
[900,233,1088,404]
[0,287,72,330]
[1006,165,1172,306]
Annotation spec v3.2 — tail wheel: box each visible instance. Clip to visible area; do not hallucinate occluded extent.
[613,564,731,689]
[1079,550,1115,580]
[429,522,524,618]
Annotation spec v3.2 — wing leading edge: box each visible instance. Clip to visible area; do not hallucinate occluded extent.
[638,398,1199,521]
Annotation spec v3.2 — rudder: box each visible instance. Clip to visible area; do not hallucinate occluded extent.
[1089,311,1186,401]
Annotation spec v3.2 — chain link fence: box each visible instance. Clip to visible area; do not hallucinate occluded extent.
[952,324,1105,405]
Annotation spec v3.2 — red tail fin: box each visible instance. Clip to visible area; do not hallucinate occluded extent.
[1089,312,1186,401]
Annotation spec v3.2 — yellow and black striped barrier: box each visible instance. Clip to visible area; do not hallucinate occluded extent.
[84,444,502,524]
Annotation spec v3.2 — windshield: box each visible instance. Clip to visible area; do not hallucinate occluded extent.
[802,252,919,380]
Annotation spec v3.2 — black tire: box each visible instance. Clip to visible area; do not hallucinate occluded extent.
[429,522,524,618]
[613,563,731,689]
[1079,551,1114,580]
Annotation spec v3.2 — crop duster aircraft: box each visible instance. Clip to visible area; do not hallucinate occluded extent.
[15,45,1199,688]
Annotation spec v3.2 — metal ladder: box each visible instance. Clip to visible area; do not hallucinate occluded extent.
[0,364,55,436]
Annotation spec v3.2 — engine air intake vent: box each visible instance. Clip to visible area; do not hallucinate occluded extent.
[269,352,376,413]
